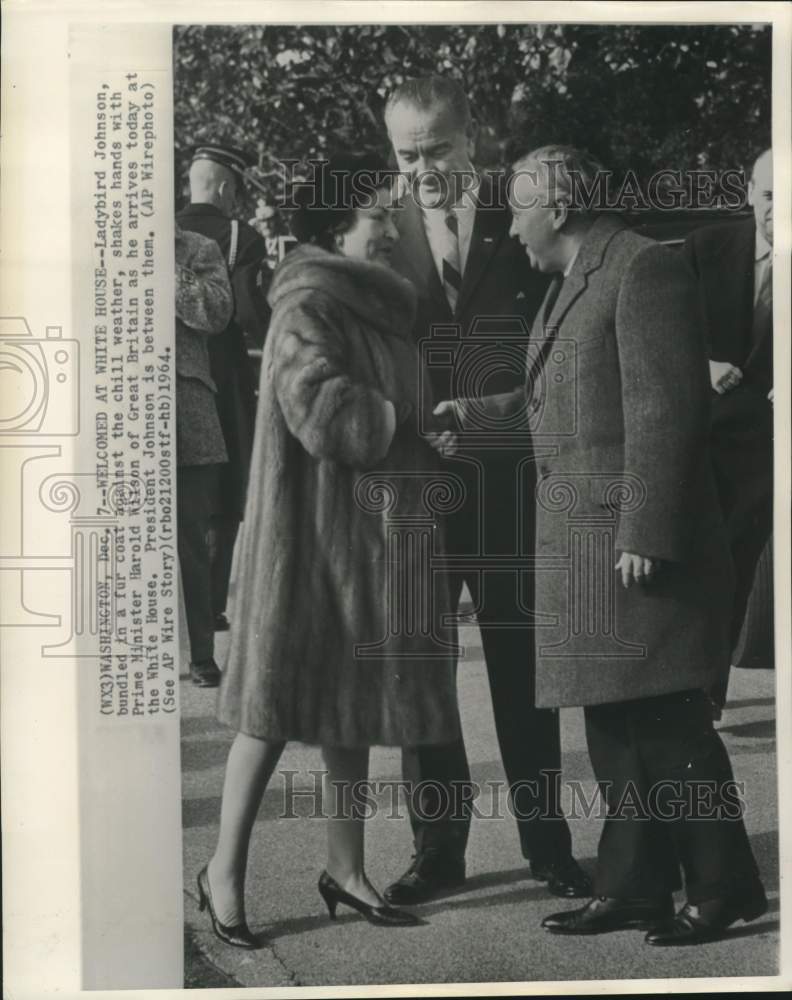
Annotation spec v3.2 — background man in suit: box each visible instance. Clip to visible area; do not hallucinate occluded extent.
[177,144,272,643]
[684,149,774,711]
[475,146,765,945]
[383,77,590,906]
[174,225,234,687]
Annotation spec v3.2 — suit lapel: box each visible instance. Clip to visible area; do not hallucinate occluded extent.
[455,176,507,316]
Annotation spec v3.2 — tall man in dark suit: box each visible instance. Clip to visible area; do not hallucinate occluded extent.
[177,144,272,659]
[472,145,765,944]
[382,77,590,905]
[684,149,774,710]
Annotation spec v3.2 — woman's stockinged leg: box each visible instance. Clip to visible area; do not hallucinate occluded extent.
[322,744,382,907]
[207,732,286,925]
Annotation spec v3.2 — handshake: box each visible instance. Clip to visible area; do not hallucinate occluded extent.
[425,399,462,457]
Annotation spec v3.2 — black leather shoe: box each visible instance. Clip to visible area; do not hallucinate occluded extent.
[318,871,420,927]
[383,851,466,905]
[530,857,592,898]
[645,883,768,946]
[542,895,674,934]
[197,866,258,949]
[214,613,230,632]
[190,658,221,688]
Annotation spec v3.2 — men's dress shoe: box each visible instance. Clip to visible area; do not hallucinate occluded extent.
[530,857,592,899]
[645,884,768,946]
[214,613,231,632]
[542,895,674,934]
[190,658,221,688]
[383,851,466,906]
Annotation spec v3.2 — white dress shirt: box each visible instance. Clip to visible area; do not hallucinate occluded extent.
[421,176,480,282]
[754,228,772,305]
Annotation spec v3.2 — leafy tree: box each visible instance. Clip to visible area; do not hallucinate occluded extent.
[173,22,771,214]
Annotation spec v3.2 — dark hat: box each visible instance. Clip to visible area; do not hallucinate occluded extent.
[190,143,254,179]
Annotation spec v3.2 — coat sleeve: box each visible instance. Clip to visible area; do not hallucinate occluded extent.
[459,388,525,427]
[175,231,233,334]
[272,297,395,467]
[614,243,710,563]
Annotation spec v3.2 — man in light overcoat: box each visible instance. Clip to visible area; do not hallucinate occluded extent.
[438,146,766,945]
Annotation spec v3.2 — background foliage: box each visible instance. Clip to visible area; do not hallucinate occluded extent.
[173,22,771,213]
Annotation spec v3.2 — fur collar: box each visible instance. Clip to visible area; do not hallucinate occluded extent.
[269,244,417,338]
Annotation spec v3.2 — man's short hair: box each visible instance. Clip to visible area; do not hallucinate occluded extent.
[385,76,472,132]
[512,145,606,215]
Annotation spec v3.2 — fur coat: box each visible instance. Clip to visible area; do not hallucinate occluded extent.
[218,245,461,747]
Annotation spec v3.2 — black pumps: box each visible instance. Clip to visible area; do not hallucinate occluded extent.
[318,870,420,927]
[197,866,258,949]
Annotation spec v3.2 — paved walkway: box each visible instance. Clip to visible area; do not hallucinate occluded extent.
[180,616,779,988]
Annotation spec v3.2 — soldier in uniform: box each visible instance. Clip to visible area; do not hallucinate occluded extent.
[177,143,272,643]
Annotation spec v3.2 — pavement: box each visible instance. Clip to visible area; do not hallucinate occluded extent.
[180,608,779,989]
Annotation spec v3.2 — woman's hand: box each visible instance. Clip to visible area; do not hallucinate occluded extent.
[615,552,658,587]
[426,429,459,457]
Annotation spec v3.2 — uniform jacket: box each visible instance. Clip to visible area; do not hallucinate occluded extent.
[390,172,549,561]
[177,203,272,515]
[174,226,232,467]
[218,245,461,747]
[477,215,734,707]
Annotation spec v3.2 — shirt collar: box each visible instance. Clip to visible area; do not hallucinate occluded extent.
[563,247,580,278]
[755,227,771,262]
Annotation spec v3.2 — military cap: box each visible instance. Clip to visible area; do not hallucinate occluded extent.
[191,143,254,180]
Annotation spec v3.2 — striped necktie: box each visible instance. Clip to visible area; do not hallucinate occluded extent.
[442,211,462,312]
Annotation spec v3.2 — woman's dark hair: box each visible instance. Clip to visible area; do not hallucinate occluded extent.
[290,151,394,250]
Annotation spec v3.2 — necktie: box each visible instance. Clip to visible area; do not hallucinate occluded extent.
[542,275,564,330]
[751,256,772,348]
[442,211,462,312]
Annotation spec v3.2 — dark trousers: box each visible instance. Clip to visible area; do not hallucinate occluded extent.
[209,515,241,617]
[177,464,221,663]
[585,689,761,903]
[709,395,773,706]
[401,567,573,866]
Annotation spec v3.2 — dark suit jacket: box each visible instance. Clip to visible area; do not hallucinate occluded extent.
[177,203,271,515]
[683,217,772,392]
[683,218,773,521]
[390,172,549,560]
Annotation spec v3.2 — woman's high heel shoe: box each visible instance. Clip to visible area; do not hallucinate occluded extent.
[197,866,259,949]
[318,870,420,927]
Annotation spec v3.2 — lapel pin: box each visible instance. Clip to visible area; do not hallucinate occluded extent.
[483,237,494,244]
[516,291,525,299]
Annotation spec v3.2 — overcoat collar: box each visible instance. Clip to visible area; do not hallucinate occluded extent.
[539,213,627,334]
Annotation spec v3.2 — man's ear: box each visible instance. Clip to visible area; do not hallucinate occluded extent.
[551,199,570,232]
[747,178,756,208]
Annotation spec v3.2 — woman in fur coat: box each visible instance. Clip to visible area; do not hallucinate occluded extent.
[197,154,461,946]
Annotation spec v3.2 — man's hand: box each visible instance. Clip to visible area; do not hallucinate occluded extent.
[615,552,657,588]
[430,399,459,431]
[709,360,743,395]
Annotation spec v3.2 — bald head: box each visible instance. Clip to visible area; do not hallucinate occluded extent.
[749,148,772,245]
[188,159,238,215]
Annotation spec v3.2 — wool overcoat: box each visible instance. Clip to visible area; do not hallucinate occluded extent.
[479,215,734,707]
[218,245,462,747]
